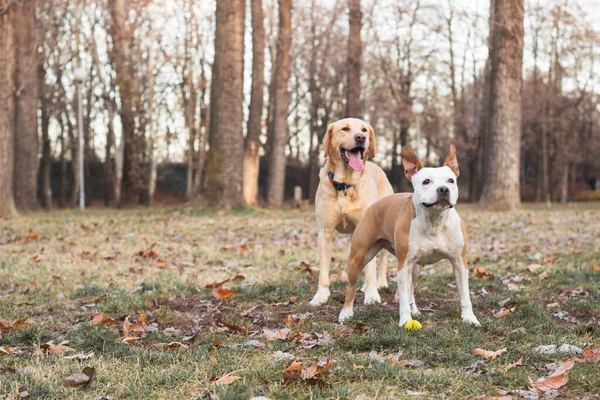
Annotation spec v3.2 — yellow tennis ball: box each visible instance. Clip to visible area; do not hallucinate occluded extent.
[404,319,422,331]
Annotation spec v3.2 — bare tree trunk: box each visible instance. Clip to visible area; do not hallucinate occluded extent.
[39,66,52,210]
[205,0,246,206]
[559,162,569,203]
[479,0,524,211]
[13,0,39,210]
[266,0,293,207]
[0,1,18,217]
[109,0,140,205]
[59,113,68,208]
[346,0,362,117]
[244,0,265,206]
[105,108,115,206]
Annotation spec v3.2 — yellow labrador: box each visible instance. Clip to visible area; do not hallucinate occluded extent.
[310,118,394,306]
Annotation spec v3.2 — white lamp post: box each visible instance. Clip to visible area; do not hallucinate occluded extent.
[412,103,424,157]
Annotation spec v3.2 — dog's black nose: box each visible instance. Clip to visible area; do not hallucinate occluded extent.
[354,133,366,143]
[437,186,450,195]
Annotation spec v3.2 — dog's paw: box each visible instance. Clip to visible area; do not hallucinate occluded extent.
[398,315,412,328]
[410,303,421,316]
[338,308,354,323]
[377,279,389,289]
[363,290,381,305]
[309,289,330,306]
[461,313,481,326]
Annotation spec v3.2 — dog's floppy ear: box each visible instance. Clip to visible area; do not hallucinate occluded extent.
[444,144,460,178]
[323,124,334,158]
[366,124,376,159]
[401,146,423,182]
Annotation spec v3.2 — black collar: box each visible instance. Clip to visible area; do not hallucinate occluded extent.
[328,172,354,195]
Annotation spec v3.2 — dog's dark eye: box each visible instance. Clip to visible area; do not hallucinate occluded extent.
[361,127,367,132]
[448,178,455,184]
[423,179,431,185]
[341,127,350,131]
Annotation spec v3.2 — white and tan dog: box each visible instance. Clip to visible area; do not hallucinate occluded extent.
[339,145,480,327]
[310,118,394,306]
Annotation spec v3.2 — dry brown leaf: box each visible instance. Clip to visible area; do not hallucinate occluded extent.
[63,366,95,390]
[503,357,524,373]
[538,271,549,280]
[473,268,494,279]
[208,337,222,350]
[283,316,298,324]
[527,264,543,273]
[215,374,241,385]
[137,244,160,258]
[221,321,249,335]
[164,342,189,350]
[122,317,131,337]
[263,328,290,341]
[120,336,141,344]
[239,305,259,316]
[285,361,303,372]
[302,363,318,379]
[0,346,11,355]
[91,314,118,326]
[212,286,236,300]
[494,307,517,319]
[139,314,148,324]
[44,340,77,355]
[12,318,28,330]
[239,245,249,254]
[528,358,574,393]
[581,345,600,362]
[472,347,507,360]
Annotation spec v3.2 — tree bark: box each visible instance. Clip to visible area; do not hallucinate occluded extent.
[39,61,52,210]
[205,0,246,206]
[478,0,524,211]
[109,0,141,205]
[243,0,265,206]
[13,0,39,210]
[266,0,293,207]
[0,1,18,217]
[346,0,362,117]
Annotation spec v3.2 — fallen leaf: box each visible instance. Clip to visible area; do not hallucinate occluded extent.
[164,342,189,350]
[239,245,249,254]
[119,336,141,344]
[263,328,290,341]
[239,305,259,316]
[212,286,236,300]
[302,363,318,379]
[285,361,303,372]
[137,244,160,258]
[0,346,11,355]
[221,321,249,335]
[64,352,95,360]
[538,271,549,280]
[215,374,241,385]
[42,340,77,355]
[122,317,131,337]
[494,307,517,319]
[208,337,222,350]
[503,357,524,373]
[91,314,118,326]
[528,358,574,393]
[581,345,600,362]
[63,366,95,390]
[473,268,494,279]
[283,316,298,324]
[527,264,543,273]
[546,302,560,308]
[472,347,507,360]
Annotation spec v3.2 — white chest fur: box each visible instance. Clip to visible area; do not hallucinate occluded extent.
[406,208,464,265]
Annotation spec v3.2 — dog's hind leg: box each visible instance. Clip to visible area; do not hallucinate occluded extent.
[363,244,384,304]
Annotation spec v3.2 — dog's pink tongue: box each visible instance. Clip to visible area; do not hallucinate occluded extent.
[347,152,364,171]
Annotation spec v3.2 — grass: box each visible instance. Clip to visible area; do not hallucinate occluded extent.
[0,203,599,399]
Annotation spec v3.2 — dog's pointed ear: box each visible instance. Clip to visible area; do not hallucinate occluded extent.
[366,124,376,159]
[444,144,460,178]
[401,146,423,182]
[323,124,334,158]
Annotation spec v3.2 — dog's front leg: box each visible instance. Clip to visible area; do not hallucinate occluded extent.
[376,251,388,289]
[310,227,335,306]
[451,257,480,326]
[396,263,412,327]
